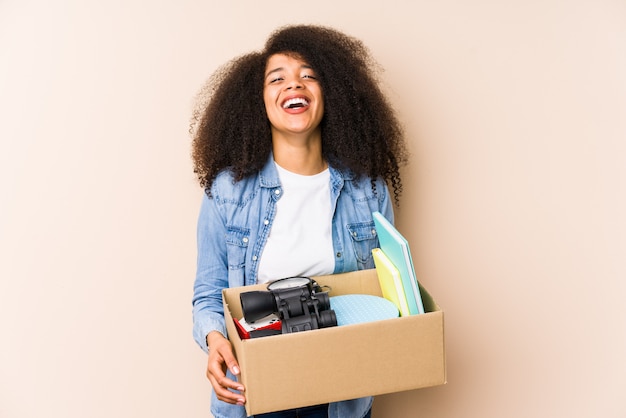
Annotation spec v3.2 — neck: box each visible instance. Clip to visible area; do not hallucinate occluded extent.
[271,130,326,175]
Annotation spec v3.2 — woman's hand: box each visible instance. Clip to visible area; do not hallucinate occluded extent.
[206,331,246,405]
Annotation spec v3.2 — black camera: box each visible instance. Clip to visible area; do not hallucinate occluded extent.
[240,277,337,334]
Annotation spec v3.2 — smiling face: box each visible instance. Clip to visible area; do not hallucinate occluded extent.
[263,53,324,141]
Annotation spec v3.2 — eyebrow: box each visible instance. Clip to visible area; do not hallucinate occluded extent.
[265,64,314,80]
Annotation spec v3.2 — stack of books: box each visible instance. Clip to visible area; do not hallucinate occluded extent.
[372,211,425,316]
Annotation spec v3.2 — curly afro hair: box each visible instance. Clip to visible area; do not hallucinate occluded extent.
[191,24,408,204]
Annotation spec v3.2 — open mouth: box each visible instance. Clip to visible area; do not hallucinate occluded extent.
[282,97,309,109]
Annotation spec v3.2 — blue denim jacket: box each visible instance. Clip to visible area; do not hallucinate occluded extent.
[193,156,394,418]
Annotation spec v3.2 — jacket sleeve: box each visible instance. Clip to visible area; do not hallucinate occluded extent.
[192,192,230,353]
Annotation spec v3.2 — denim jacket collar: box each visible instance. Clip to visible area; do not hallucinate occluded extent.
[258,153,355,192]
[258,154,282,189]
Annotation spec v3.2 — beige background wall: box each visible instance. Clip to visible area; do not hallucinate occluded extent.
[1,1,624,417]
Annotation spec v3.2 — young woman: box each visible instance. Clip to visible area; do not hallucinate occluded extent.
[191,24,408,418]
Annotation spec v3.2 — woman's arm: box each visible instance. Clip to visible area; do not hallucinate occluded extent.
[192,192,230,352]
[192,192,246,405]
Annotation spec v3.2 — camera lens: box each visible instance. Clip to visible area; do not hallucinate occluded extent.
[240,291,276,322]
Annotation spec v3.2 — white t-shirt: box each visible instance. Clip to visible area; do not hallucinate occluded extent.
[257,162,335,283]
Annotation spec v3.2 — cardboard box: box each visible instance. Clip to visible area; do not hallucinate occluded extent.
[222,268,446,416]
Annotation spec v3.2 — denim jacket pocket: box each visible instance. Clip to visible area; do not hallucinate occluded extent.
[225,225,250,271]
[346,221,378,269]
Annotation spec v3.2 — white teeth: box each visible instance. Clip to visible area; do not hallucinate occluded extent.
[282,97,309,108]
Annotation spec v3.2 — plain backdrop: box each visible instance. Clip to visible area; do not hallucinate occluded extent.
[1,1,625,417]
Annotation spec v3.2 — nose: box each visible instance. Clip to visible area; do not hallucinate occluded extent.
[285,78,303,90]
